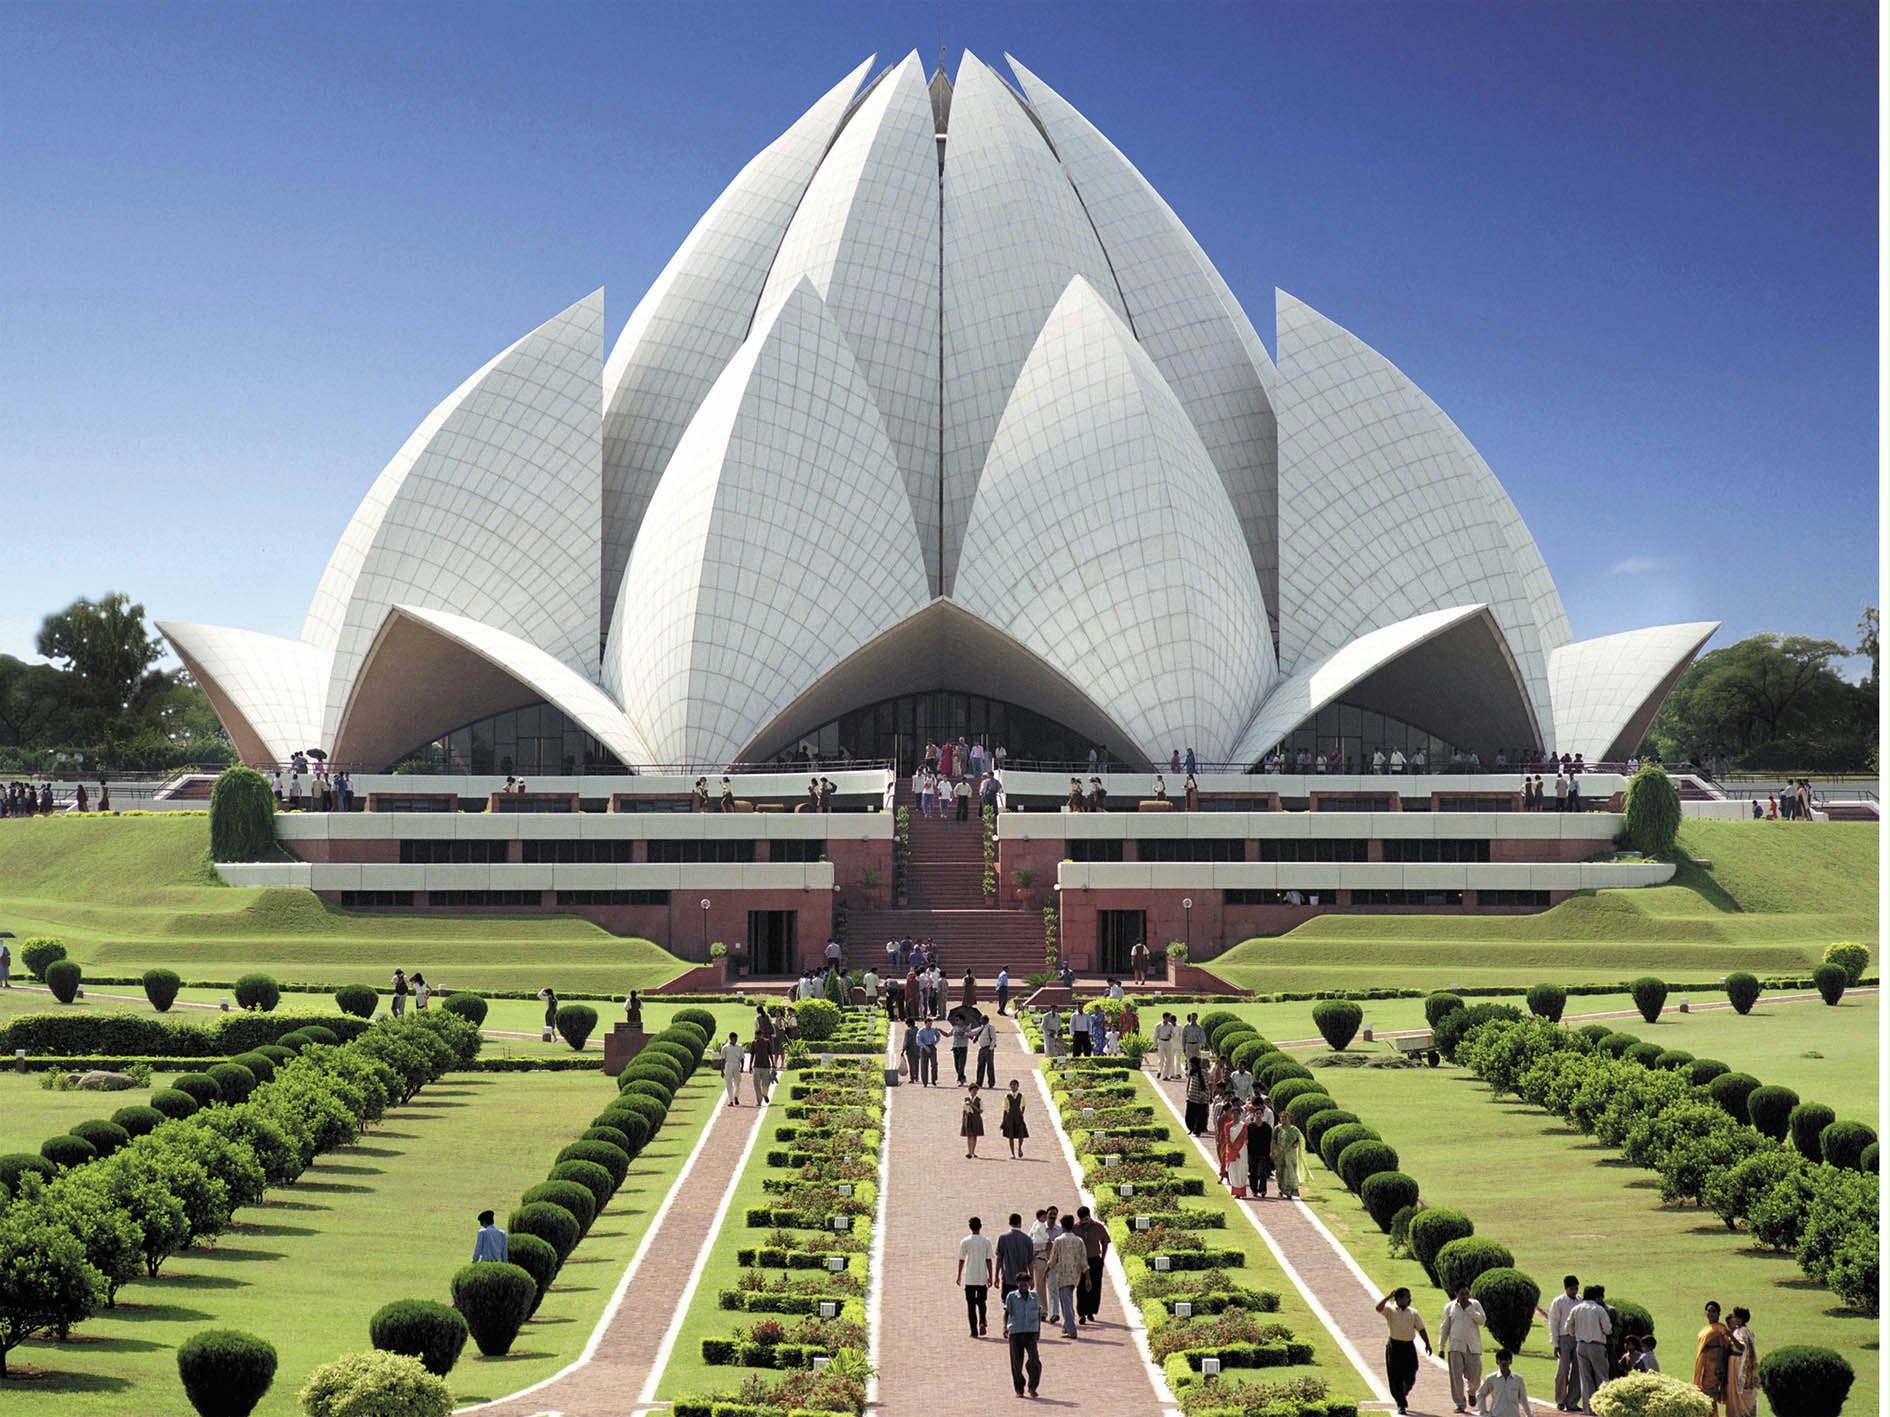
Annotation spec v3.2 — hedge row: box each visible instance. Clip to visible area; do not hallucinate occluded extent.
[0,1010,373,1058]
[1456,1015,1878,1315]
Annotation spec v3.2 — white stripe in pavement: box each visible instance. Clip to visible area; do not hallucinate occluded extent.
[864,1024,897,1409]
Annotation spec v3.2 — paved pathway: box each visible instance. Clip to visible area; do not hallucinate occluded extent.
[870,1019,1173,1414]
[460,1089,767,1417]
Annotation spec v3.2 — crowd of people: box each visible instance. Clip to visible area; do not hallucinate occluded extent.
[1,780,60,816]
[1760,779,1819,820]
[955,1203,1115,1398]
[271,762,354,811]
[1253,746,1600,776]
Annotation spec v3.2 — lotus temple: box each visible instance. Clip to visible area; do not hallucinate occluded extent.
[163,53,1724,969]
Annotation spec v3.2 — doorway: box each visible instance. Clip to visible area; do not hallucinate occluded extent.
[748,911,797,976]
[1096,910,1145,978]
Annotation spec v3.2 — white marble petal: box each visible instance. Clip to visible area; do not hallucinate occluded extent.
[156,622,332,766]
[1549,622,1719,759]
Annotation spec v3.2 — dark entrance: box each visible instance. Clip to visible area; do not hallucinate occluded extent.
[1096,910,1146,978]
[748,911,797,977]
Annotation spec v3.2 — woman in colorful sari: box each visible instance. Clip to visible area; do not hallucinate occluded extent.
[1272,1117,1304,1198]
[1692,1301,1743,1415]
[1218,1104,1253,1196]
[1724,1307,1758,1417]
[1183,1057,1210,1136]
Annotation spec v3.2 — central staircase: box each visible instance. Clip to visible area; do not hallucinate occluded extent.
[844,785,1046,978]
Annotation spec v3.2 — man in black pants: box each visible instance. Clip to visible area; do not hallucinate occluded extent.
[957,1216,994,1338]
[995,1213,1034,1303]
[1073,1205,1111,1324]
[1003,1272,1044,1397]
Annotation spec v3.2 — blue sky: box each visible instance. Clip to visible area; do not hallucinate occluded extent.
[0,0,1879,673]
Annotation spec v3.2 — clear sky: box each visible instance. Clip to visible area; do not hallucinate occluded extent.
[0,0,1879,673]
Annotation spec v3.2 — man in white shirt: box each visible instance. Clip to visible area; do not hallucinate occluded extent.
[719,1032,746,1106]
[1475,1349,1530,1417]
[1229,1064,1255,1103]
[996,966,1011,1015]
[1180,1013,1206,1064]
[1154,1014,1179,1078]
[862,968,880,1010]
[1565,1285,1613,1414]
[1068,1004,1093,1056]
[956,1216,995,1338]
[1439,1284,1486,1412]
[1546,1274,1580,1410]
[1028,1207,1054,1299]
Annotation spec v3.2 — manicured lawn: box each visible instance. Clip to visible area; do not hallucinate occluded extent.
[1284,1049,1877,1417]
[0,1070,192,1154]
[1,1069,720,1415]
[0,815,692,992]
[1213,821,1877,992]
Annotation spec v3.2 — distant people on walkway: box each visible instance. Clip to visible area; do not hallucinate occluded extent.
[1184,1058,1210,1136]
[1476,1349,1531,1417]
[1566,1284,1614,1412]
[957,1216,994,1338]
[1001,1079,1029,1158]
[1693,1301,1743,1417]
[996,966,1010,1015]
[961,1083,985,1158]
[0,940,10,988]
[1272,1115,1303,1198]
[974,1017,998,1089]
[1181,1013,1206,1065]
[1073,1205,1110,1325]
[720,1031,746,1106]
[1724,1308,1757,1417]
[1441,1282,1487,1411]
[917,1018,941,1086]
[1047,1215,1086,1337]
[1376,1288,1432,1415]
[391,968,410,1017]
[1003,1273,1044,1396]
[996,1213,1034,1301]
[1549,1274,1581,1409]
[471,1210,508,1262]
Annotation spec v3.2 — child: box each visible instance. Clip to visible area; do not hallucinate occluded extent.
[1632,1335,1660,1373]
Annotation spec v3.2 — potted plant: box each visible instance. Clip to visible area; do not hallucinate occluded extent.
[1012,866,1038,903]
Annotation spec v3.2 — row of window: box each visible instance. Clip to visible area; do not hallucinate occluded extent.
[337,888,670,909]
[1478,889,1552,906]
[1352,890,1467,906]
[556,890,669,906]
[394,839,802,864]
[1379,839,1492,863]
[1077,838,1496,863]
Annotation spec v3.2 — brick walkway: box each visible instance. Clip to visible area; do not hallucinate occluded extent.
[461,1091,767,1416]
[870,1020,1173,1414]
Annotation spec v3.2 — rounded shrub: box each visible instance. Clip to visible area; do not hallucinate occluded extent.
[69,1118,130,1159]
[1811,965,1846,1006]
[556,1139,630,1190]
[46,959,83,1004]
[301,1349,451,1417]
[618,1063,680,1096]
[644,1039,700,1075]
[1622,1042,1663,1069]
[1757,1344,1854,1416]
[1435,1236,1514,1295]
[1861,1142,1878,1173]
[1622,762,1681,857]
[1651,1049,1694,1072]
[1822,941,1870,986]
[1435,1002,1523,1061]
[451,1261,537,1356]
[21,937,68,980]
[368,1298,470,1377]
[1597,1031,1638,1057]
[1408,1208,1475,1286]
[1627,977,1667,1023]
[334,985,378,1019]
[1819,1120,1875,1171]
[143,967,183,1012]
[671,1005,717,1036]
[509,1201,581,1263]
[209,1063,258,1105]
[1209,1019,1254,1054]
[550,1158,616,1214]
[1469,1267,1540,1355]
[600,1100,659,1142]
[1683,1058,1731,1087]
[1359,1171,1419,1230]
[173,1072,224,1107]
[256,1045,293,1066]
[1724,972,1761,1015]
[0,1152,55,1189]
[1574,1023,1615,1047]
[176,1327,277,1417]
[1746,1085,1800,1140]
[233,974,280,1012]
[1304,1109,1361,1153]
[1611,1298,1655,1342]
[231,1052,276,1085]
[665,1019,710,1053]
[521,1180,597,1234]
[1789,1102,1837,1161]
[208,767,276,863]
[1310,1000,1363,1051]
[554,1004,599,1051]
[1230,1037,1273,1072]
[1424,992,1465,1028]
[1524,983,1567,1023]
[111,1103,167,1138]
[151,1087,203,1120]
[301,1025,341,1046]
[441,993,488,1026]
[1708,1072,1762,1122]
[506,1231,559,1314]
[1197,1009,1240,1038]
[617,1077,674,1106]
[1317,1122,1379,1173]
[1255,1055,1313,1090]
[794,997,842,1041]
[582,1124,632,1154]
[1337,1139,1399,1193]
[1389,1204,1420,1252]
[39,1134,98,1170]
[1268,1077,1321,1111]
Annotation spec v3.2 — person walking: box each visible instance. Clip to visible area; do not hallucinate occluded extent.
[391,968,410,1017]
[1692,1302,1742,1417]
[1377,1288,1432,1415]
[719,1031,746,1106]
[957,1216,995,1337]
[1724,1308,1758,1417]
[749,1034,774,1105]
[1184,1056,1211,1136]
[0,940,10,988]
[950,1016,971,1086]
[1003,1272,1044,1397]
[916,1018,941,1087]
[540,986,558,1036]
[1272,1114,1305,1199]
[1047,1215,1087,1338]
[1548,1275,1581,1409]
[1566,1284,1614,1413]
[995,1213,1034,1300]
[1153,1013,1178,1079]
[1067,1003,1092,1057]
[1073,1205,1110,1325]
[1475,1349,1532,1417]
[1248,1102,1275,1198]
[1129,939,1150,985]
[901,1018,920,1082]
[1000,1079,1029,1158]
[1441,1282,1487,1412]
[412,972,431,1010]
[961,968,978,1010]
[996,965,1011,1015]
[962,1083,985,1158]
[974,1016,998,1089]
[1029,1207,1055,1299]
[471,1210,509,1262]
[1180,1012,1206,1066]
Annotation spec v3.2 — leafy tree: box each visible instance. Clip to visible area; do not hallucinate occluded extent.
[36,593,165,716]
[0,656,76,748]
[1647,632,1871,768]
[0,1206,105,1374]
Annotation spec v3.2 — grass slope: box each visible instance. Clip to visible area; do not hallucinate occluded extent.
[1214,821,1878,992]
[0,816,693,991]
[2,1069,719,1415]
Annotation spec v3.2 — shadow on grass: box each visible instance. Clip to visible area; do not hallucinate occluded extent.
[197,1247,286,1263]
[0,1364,134,1394]
[236,1222,318,1239]
[259,1198,330,1212]
[155,1273,243,1292]
[372,1130,421,1140]
[315,1163,384,1176]
[296,1180,373,1195]
[349,1145,405,1159]
[102,1299,213,1323]
[54,1331,170,1355]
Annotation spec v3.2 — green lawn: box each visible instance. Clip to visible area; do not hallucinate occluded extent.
[0,1070,195,1153]
[0,816,692,992]
[1213,821,1877,992]
[2,1069,720,1415]
[1282,1034,1877,1416]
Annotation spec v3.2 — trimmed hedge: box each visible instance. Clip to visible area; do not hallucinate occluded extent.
[550,1158,616,1214]
[151,1087,202,1120]
[1627,977,1667,1023]
[1818,1121,1874,1171]
[450,1262,536,1357]
[1811,965,1846,1006]
[39,1134,98,1169]
[69,1118,131,1159]
[21,938,67,980]
[1822,942,1869,986]
[46,960,83,1004]
[1622,1042,1663,1069]
[208,767,276,862]
[1336,1139,1399,1193]
[110,1104,167,1137]
[522,1180,597,1235]
[1524,983,1566,1023]
[1303,1109,1361,1153]
[143,968,183,1013]
[334,986,378,1019]
[1709,1072,1762,1121]
[1683,1058,1731,1087]
[1724,972,1761,1014]
[1408,1208,1474,1286]
[1469,1267,1539,1353]
[209,1063,258,1105]
[509,1201,581,1263]
[368,1298,470,1377]
[1746,1085,1799,1140]
[506,1232,559,1314]
[176,1327,277,1417]
[554,1004,599,1051]
[1310,1001,1362,1051]
[1317,1123,1378,1173]
[1757,1345,1854,1416]
[557,1139,630,1190]
[0,1011,371,1058]
[1434,1236,1513,1295]
[1359,1171,1419,1230]
[441,993,487,1026]
[1423,992,1464,1028]
[233,975,280,1013]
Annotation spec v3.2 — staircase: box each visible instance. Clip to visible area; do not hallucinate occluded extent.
[845,783,1048,978]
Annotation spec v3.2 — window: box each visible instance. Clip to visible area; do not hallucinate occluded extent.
[492,797,575,814]
[400,840,510,864]
[521,840,636,864]
[1314,797,1394,812]
[1351,889,1464,907]
[556,889,669,906]
[1135,838,1245,862]
[1225,888,1307,906]
[338,890,415,908]
[373,796,454,814]
[1067,838,1124,862]
[1255,839,1368,863]
[768,839,826,863]
[1380,839,1491,863]
[1436,796,1516,813]
[427,890,542,907]
[1478,889,1551,907]
[646,839,757,864]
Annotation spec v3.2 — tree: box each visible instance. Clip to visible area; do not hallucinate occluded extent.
[35,594,164,716]
[1856,606,1879,687]
[0,1207,105,1374]
[0,656,76,749]
[1648,633,1871,769]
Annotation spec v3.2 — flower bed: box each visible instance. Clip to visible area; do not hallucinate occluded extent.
[1173,1373,1356,1417]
